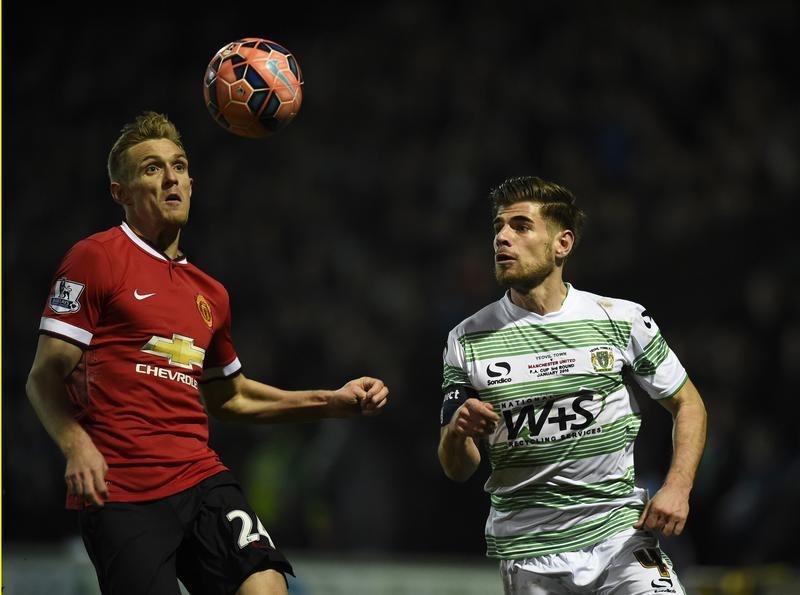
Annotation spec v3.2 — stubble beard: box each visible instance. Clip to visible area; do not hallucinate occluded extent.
[494,243,556,293]
[495,261,555,292]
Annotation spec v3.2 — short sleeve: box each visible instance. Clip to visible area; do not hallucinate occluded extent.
[200,293,242,381]
[39,239,114,347]
[625,304,687,400]
[441,328,471,391]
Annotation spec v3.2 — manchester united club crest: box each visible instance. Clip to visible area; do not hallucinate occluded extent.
[196,294,213,329]
[590,346,615,372]
[49,277,85,314]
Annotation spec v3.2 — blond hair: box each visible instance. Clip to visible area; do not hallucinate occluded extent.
[107,111,185,183]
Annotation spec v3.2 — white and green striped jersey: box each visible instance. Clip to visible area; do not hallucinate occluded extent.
[441,284,688,560]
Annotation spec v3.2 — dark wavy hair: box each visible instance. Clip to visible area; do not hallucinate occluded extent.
[489,176,587,246]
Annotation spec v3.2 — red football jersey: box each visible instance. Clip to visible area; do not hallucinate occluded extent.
[40,223,238,508]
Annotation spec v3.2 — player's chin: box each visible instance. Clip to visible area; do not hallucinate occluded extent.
[162,202,189,218]
[494,268,517,287]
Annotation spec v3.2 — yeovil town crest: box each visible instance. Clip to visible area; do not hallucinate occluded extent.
[590,347,615,372]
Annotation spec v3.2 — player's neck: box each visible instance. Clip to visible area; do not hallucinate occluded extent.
[126,221,183,260]
[160,234,182,260]
[510,277,569,315]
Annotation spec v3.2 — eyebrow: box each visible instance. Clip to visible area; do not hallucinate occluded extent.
[139,152,187,163]
[493,214,534,226]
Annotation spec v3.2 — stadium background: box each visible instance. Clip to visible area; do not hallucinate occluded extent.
[3,2,798,592]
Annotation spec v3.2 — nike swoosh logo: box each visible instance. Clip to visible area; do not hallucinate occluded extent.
[267,59,298,98]
[134,290,156,300]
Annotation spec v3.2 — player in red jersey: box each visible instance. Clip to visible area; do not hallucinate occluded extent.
[26,111,389,595]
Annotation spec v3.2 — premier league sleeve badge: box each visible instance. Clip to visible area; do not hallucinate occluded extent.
[48,277,86,314]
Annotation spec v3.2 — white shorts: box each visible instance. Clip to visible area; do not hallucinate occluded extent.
[499,529,685,595]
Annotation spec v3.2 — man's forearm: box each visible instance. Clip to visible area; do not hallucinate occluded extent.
[665,387,707,492]
[26,367,90,457]
[438,427,481,482]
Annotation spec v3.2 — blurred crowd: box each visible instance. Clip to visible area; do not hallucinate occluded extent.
[4,1,798,567]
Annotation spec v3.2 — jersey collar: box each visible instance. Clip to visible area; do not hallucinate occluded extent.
[502,282,575,319]
[120,222,189,264]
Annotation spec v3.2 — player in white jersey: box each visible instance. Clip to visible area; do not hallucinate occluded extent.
[438,176,707,595]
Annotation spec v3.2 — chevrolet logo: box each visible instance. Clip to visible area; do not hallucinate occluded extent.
[142,334,205,370]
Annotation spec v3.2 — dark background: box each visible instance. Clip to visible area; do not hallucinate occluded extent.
[3,1,798,568]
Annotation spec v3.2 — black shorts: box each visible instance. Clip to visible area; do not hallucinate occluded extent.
[79,471,294,595]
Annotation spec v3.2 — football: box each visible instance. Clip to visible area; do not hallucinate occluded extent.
[203,38,303,138]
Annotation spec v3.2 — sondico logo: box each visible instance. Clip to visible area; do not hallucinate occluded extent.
[486,361,512,386]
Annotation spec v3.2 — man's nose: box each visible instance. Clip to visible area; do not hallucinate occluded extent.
[495,226,511,247]
[163,167,179,185]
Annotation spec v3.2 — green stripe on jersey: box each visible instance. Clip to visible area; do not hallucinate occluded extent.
[632,331,669,376]
[460,319,632,362]
[442,364,469,389]
[490,466,636,512]
[486,506,642,559]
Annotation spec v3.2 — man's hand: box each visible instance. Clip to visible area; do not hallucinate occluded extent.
[65,438,109,507]
[334,376,389,417]
[449,398,500,438]
[633,484,690,536]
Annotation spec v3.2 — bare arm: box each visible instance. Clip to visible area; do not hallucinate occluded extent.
[26,335,109,506]
[200,373,389,423]
[438,398,499,482]
[634,377,707,536]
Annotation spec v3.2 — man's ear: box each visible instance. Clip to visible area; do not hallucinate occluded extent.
[110,182,129,206]
[554,229,575,259]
